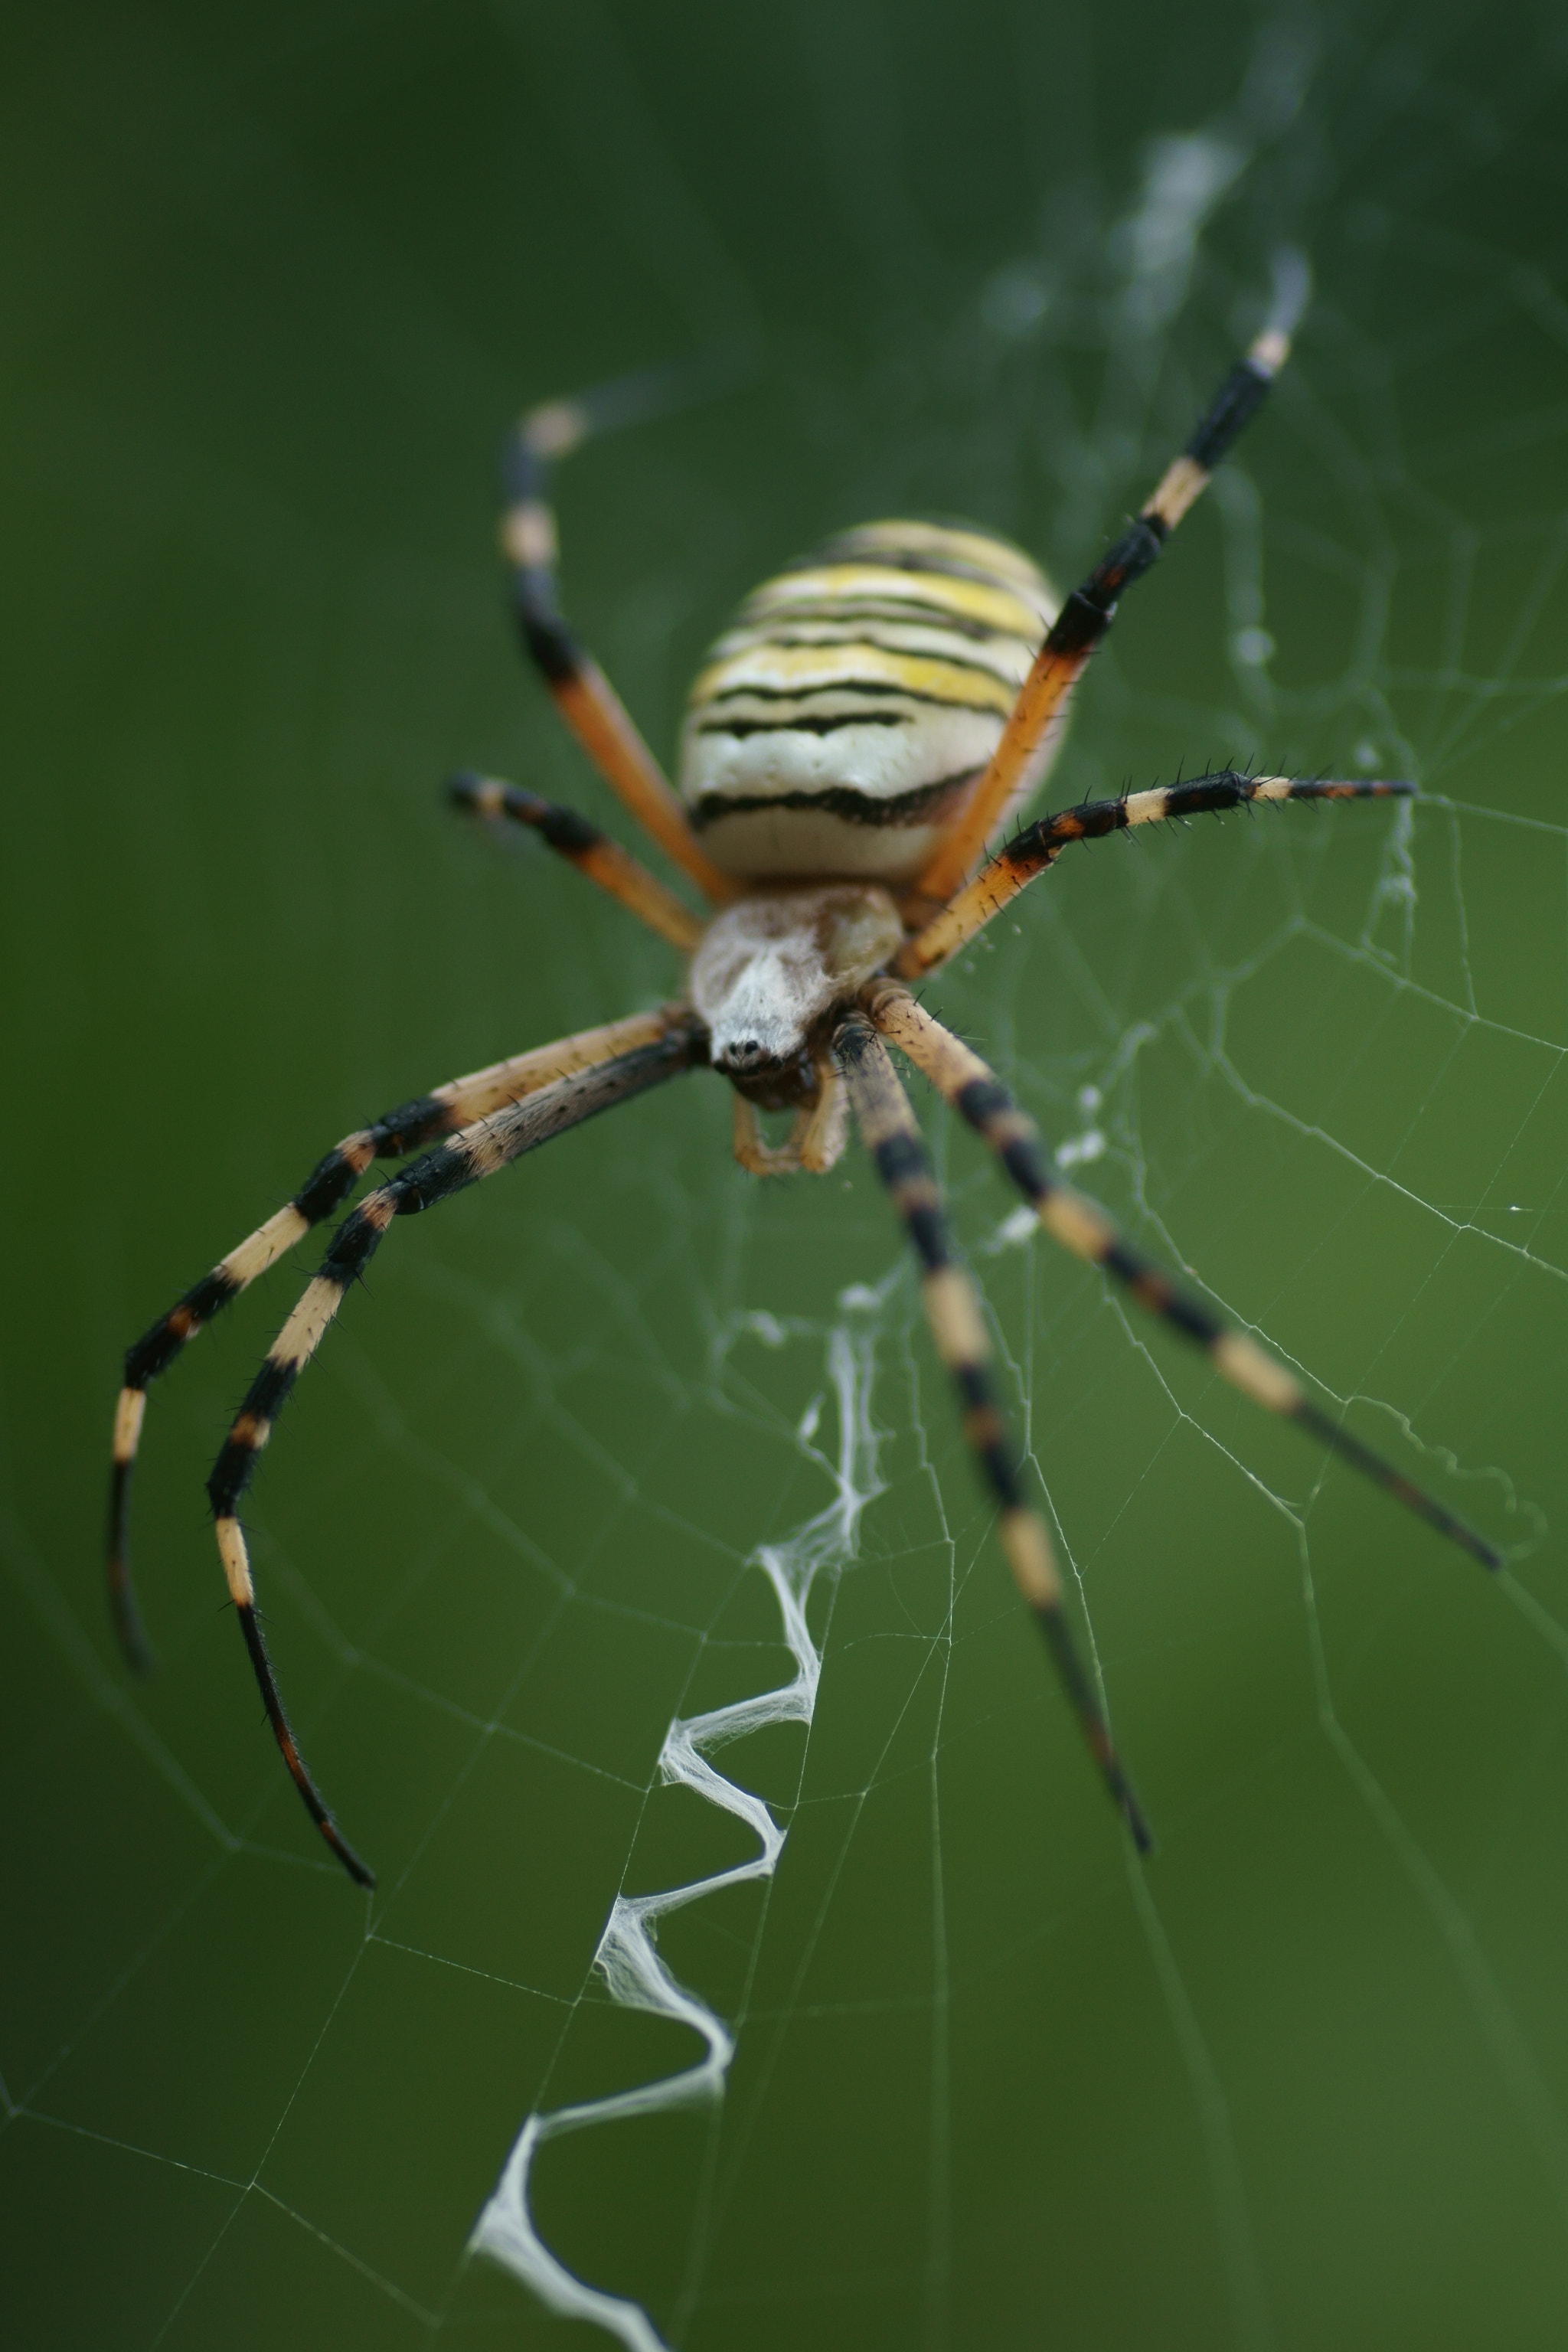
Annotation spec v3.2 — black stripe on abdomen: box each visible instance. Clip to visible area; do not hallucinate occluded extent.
[696,711,910,737]
[688,771,979,831]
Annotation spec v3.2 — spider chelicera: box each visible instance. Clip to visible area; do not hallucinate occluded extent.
[107,279,1498,1886]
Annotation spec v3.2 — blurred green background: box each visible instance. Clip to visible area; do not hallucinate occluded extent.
[7,2,1568,2345]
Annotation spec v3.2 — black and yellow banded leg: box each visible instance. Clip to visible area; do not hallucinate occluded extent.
[207,1008,710,1886]
[861,978,1500,1573]
[898,771,1413,978]
[908,283,1307,913]
[832,1008,1151,1852]
[503,387,740,907]
[448,772,704,952]
[109,1004,691,1673]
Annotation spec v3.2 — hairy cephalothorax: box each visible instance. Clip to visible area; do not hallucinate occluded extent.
[108,263,1499,1889]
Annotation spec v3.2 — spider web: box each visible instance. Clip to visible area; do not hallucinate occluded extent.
[8,3,1568,2347]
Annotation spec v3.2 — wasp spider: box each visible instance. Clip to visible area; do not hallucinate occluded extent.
[108,288,1498,1886]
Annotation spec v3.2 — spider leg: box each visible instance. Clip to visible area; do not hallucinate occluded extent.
[861,978,1499,1573]
[504,378,740,906]
[204,1008,710,1886]
[109,1004,690,1671]
[907,270,1308,911]
[897,770,1413,977]
[833,1008,1150,1852]
[447,771,704,951]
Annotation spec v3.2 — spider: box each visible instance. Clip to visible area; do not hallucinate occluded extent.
[107,283,1498,1889]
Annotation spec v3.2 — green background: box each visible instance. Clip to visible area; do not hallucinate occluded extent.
[6,2,1568,2345]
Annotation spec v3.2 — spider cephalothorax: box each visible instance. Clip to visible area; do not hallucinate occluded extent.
[108,273,1499,1890]
[691,884,903,1073]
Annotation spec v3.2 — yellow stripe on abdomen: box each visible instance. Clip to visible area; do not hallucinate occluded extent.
[691,639,1021,717]
[743,560,1049,642]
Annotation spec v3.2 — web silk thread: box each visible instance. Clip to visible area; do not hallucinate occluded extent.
[469,1310,885,2347]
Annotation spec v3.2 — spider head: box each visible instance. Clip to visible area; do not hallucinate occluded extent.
[691,884,903,1098]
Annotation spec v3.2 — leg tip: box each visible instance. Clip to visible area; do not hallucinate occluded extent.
[120,1627,158,1678]
[1125,1798,1156,1857]
[322,1818,377,1890]
[107,1560,157,1677]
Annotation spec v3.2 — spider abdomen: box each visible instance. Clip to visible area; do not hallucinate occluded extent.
[679,519,1059,881]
